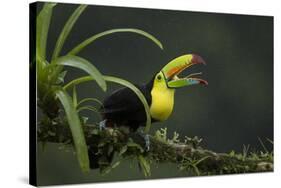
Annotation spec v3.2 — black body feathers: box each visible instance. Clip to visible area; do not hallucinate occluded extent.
[101,78,154,131]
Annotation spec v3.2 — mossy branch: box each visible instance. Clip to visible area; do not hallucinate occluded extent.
[38,117,273,176]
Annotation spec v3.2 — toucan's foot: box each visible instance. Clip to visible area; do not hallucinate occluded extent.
[128,131,150,152]
[138,131,150,152]
[144,133,150,151]
[99,119,107,130]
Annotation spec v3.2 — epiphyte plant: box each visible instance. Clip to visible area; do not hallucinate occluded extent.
[35,2,163,172]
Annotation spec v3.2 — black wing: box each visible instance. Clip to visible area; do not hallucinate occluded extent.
[101,83,152,124]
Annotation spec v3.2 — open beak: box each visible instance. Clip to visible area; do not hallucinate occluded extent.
[161,54,208,88]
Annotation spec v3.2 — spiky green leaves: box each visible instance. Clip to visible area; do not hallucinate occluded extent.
[54,55,106,91]
[36,2,164,173]
[68,28,163,56]
[36,3,57,62]
[52,5,87,61]
[55,89,90,172]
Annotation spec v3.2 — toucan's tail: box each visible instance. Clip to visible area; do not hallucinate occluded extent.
[88,145,100,169]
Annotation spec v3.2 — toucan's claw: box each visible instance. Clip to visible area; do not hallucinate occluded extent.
[138,131,150,152]
[99,119,107,130]
[130,131,151,152]
[144,134,150,151]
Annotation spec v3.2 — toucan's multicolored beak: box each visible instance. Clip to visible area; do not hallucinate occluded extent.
[161,54,208,88]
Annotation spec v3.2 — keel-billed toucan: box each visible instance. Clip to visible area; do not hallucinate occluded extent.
[90,54,207,169]
[100,54,208,131]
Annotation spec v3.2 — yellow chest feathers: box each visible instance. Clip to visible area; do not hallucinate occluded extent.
[150,87,175,121]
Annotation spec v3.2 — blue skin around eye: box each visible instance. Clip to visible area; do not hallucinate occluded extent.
[188,79,199,85]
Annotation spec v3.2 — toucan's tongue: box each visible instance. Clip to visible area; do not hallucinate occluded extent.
[161,54,208,88]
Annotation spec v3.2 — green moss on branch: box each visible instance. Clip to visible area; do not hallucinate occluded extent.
[38,117,273,176]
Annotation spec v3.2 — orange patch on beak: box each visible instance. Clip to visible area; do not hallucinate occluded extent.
[166,64,189,79]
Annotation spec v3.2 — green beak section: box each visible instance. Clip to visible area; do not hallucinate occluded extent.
[167,77,208,88]
[161,54,208,88]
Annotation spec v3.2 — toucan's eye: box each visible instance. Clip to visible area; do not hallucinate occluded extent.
[157,75,162,80]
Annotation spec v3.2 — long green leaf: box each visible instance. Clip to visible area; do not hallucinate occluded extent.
[77,98,103,107]
[54,55,107,91]
[63,75,152,133]
[138,155,151,177]
[77,106,99,114]
[68,28,163,55]
[36,2,56,62]
[55,89,89,172]
[73,85,78,108]
[51,5,87,61]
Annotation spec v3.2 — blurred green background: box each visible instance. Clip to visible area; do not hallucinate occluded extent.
[35,2,273,185]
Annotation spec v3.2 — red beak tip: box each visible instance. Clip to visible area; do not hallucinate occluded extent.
[192,54,207,65]
[200,80,208,85]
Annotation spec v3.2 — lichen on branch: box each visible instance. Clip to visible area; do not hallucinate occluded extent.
[38,116,273,176]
